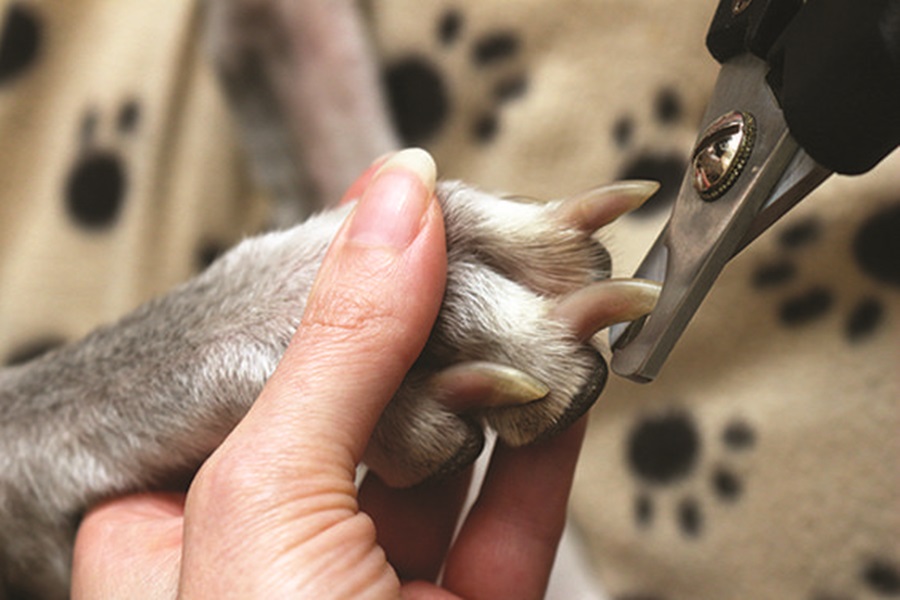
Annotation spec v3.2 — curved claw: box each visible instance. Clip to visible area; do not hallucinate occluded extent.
[485,346,608,448]
[551,278,661,341]
[555,180,660,232]
[429,361,550,412]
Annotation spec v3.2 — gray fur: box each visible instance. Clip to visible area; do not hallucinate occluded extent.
[205,0,398,224]
[0,181,608,598]
[0,1,613,596]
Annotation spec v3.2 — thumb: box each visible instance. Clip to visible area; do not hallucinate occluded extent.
[233,147,445,477]
[179,149,447,596]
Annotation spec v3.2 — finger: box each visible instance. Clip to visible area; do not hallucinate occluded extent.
[180,149,446,597]
[213,147,446,482]
[441,418,588,600]
[401,580,463,599]
[72,493,186,599]
[358,468,472,582]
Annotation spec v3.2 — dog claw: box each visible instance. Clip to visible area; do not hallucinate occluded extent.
[430,361,550,411]
[551,278,661,341]
[556,180,660,231]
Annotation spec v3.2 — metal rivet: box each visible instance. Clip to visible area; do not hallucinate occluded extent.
[732,0,752,15]
[691,111,756,201]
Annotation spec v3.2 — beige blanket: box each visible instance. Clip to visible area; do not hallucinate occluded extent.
[1,1,897,598]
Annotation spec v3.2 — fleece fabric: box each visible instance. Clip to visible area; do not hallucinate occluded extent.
[0,2,897,599]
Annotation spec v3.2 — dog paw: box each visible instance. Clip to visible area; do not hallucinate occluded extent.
[365,180,660,486]
[150,178,658,489]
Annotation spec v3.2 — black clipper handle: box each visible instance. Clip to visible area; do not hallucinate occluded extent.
[708,0,900,175]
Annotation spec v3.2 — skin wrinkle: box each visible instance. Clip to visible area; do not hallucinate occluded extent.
[296,199,444,365]
[276,513,398,598]
[183,438,392,596]
[191,433,359,521]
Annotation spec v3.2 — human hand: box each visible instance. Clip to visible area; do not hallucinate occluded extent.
[72,149,587,599]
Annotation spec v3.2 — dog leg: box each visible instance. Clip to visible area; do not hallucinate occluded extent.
[206,0,398,223]
[0,206,348,597]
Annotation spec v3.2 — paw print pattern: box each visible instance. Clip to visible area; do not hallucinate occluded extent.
[3,336,66,366]
[813,558,900,600]
[626,409,756,538]
[753,203,900,343]
[383,9,528,145]
[853,203,900,288]
[861,561,900,597]
[65,100,142,229]
[614,88,690,218]
[0,2,42,85]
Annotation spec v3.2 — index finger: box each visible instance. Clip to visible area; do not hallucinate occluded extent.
[440,419,589,600]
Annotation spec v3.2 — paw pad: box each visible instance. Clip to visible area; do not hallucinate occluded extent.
[65,99,142,229]
[812,557,900,600]
[383,9,528,145]
[753,203,900,343]
[614,87,690,218]
[0,3,42,85]
[626,409,756,538]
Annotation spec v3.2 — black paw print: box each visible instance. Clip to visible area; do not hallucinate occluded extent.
[614,87,690,218]
[65,99,142,229]
[626,409,756,538]
[752,203,900,343]
[812,558,900,600]
[383,8,528,145]
[0,2,42,86]
[3,336,66,366]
